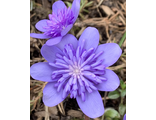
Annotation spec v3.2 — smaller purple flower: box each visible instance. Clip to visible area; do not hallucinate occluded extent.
[123,114,126,120]
[30,27,122,118]
[30,0,80,46]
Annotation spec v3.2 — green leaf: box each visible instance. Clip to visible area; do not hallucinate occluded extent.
[119,104,126,116]
[65,1,72,8]
[112,118,120,120]
[81,0,86,5]
[30,1,33,11]
[80,0,87,11]
[119,32,126,47]
[104,108,120,119]
[79,13,85,19]
[108,90,120,99]
[120,89,126,98]
[30,104,34,111]
[120,80,126,90]
[83,9,89,13]
[118,89,122,92]
[85,1,93,7]
[105,117,112,120]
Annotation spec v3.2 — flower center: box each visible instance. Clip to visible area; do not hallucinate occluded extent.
[68,62,82,76]
[74,68,80,74]
[73,66,81,75]
[43,7,74,37]
[49,40,107,101]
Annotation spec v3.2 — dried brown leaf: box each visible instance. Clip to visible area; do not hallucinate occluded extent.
[48,106,58,115]
[35,111,50,118]
[100,5,115,16]
[67,110,83,118]
[94,117,100,120]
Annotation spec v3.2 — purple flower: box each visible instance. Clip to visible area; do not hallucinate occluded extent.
[123,114,126,120]
[30,0,80,46]
[30,27,122,118]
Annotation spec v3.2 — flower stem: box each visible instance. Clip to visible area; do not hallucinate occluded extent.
[121,97,124,104]
[120,97,124,120]
[101,92,107,120]
[119,32,126,47]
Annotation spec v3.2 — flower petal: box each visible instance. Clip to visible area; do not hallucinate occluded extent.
[55,34,78,51]
[78,27,99,51]
[61,24,73,36]
[46,36,62,46]
[52,1,66,14]
[95,43,122,67]
[43,82,65,107]
[71,0,80,23]
[76,90,104,118]
[123,114,126,120]
[30,62,55,82]
[41,44,63,63]
[35,19,48,32]
[96,69,120,91]
[30,33,50,39]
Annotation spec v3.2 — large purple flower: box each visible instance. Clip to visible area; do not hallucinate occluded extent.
[30,0,80,46]
[30,27,122,118]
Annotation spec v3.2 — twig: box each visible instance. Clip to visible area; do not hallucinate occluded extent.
[30,13,36,19]
[76,27,86,38]
[60,102,65,115]
[117,1,126,12]
[97,7,102,17]
[30,84,41,91]
[120,57,126,63]
[38,39,44,46]
[90,0,104,9]
[109,12,120,21]
[106,34,113,43]
[58,103,65,115]
[97,0,104,8]
[105,25,109,38]
[102,97,109,100]
[104,92,107,106]
[119,15,126,25]
[109,25,125,30]
[40,82,47,90]
[30,58,45,63]
[107,64,126,71]
[45,105,49,120]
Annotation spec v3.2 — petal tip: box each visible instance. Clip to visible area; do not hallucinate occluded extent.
[71,0,80,22]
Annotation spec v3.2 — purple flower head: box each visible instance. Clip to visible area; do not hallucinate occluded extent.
[30,0,80,46]
[123,114,126,120]
[30,27,122,118]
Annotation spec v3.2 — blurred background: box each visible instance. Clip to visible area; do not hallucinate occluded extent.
[30,0,126,120]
